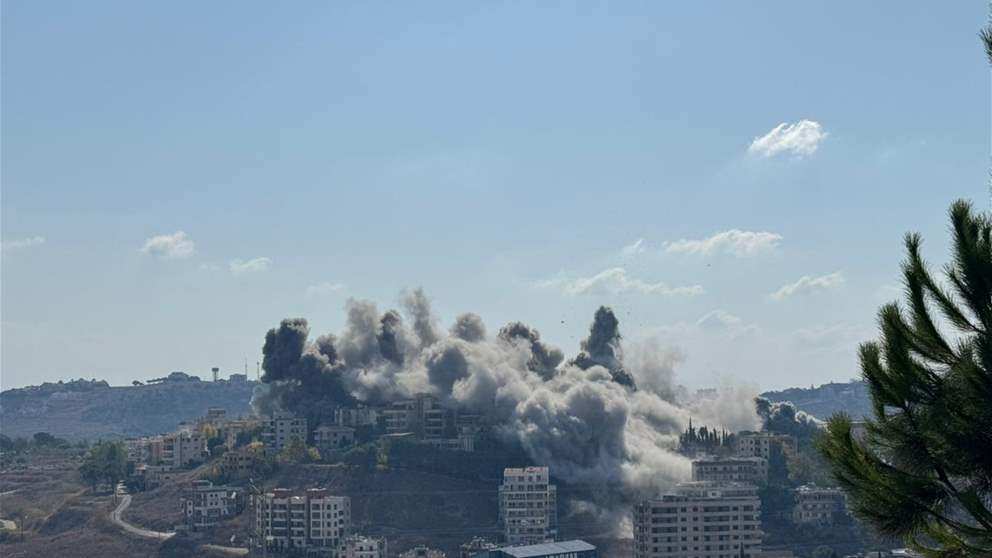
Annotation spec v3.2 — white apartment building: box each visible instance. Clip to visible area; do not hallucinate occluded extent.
[340,534,387,558]
[735,432,796,460]
[161,431,208,468]
[254,488,350,555]
[792,485,847,525]
[263,413,309,452]
[313,425,356,452]
[692,456,768,485]
[181,479,241,531]
[633,482,762,558]
[499,466,558,545]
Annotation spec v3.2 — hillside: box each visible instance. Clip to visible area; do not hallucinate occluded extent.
[760,380,872,420]
[0,377,256,441]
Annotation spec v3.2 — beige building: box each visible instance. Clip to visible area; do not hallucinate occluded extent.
[254,488,350,555]
[792,485,847,525]
[263,412,309,452]
[499,466,558,545]
[633,482,762,558]
[691,456,768,485]
[734,432,796,460]
[181,479,242,531]
[341,535,388,558]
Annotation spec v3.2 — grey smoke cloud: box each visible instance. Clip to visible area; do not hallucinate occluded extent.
[253,290,760,513]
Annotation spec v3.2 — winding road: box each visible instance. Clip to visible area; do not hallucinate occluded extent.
[109,493,175,540]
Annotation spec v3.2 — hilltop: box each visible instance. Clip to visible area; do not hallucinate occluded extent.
[0,375,256,441]
[760,380,872,421]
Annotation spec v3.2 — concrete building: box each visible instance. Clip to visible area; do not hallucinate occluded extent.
[691,456,768,485]
[633,482,762,558]
[263,413,309,452]
[335,406,379,428]
[340,534,388,558]
[254,488,350,555]
[499,466,558,545]
[735,432,796,460]
[181,479,242,531]
[460,537,499,557]
[162,431,208,468]
[221,444,266,480]
[135,464,177,489]
[400,545,447,558]
[382,394,451,439]
[313,425,356,452]
[792,485,847,525]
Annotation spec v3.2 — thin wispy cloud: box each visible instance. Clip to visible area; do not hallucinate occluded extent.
[664,229,782,257]
[230,257,272,275]
[1,236,46,253]
[306,282,346,297]
[537,267,703,297]
[695,309,742,328]
[140,231,194,259]
[748,119,827,158]
[619,238,646,259]
[769,271,845,300]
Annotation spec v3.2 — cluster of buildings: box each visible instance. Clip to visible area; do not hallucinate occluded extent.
[248,479,595,558]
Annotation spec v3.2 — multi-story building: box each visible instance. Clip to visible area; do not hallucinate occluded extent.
[161,431,208,468]
[313,425,356,452]
[792,485,847,525]
[400,545,447,558]
[691,456,768,485]
[340,534,388,558]
[254,488,350,555]
[474,540,597,558]
[221,444,266,480]
[263,413,309,452]
[633,482,762,558]
[181,480,242,531]
[499,466,558,545]
[382,395,451,439]
[335,406,379,429]
[735,432,796,460]
[135,464,177,489]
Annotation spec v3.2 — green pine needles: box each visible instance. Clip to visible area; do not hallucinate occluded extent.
[818,201,992,557]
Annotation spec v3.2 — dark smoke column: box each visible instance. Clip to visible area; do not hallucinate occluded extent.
[572,306,637,389]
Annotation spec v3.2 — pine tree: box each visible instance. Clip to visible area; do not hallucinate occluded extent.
[817,201,992,557]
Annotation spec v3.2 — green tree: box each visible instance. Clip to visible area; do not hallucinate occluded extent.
[79,440,128,492]
[811,546,837,558]
[818,201,992,557]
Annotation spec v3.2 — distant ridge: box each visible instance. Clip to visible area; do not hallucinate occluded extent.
[0,375,256,441]
[760,380,871,421]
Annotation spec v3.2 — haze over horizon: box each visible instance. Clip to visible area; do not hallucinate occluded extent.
[2,1,988,392]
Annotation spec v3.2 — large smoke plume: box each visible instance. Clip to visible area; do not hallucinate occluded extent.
[253,288,759,521]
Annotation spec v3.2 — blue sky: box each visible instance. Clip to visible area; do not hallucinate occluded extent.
[2,1,988,391]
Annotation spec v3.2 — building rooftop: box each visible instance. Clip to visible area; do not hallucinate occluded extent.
[498,540,595,557]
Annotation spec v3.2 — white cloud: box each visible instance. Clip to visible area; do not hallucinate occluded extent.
[230,257,272,274]
[769,271,845,300]
[1,236,45,253]
[748,119,827,158]
[664,229,782,257]
[140,231,194,259]
[536,267,703,297]
[306,282,346,297]
[619,238,647,259]
[695,310,742,329]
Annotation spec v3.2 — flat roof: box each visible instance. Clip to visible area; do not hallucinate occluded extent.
[499,540,595,557]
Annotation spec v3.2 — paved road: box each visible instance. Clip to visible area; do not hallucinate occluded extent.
[109,494,175,540]
[201,544,249,555]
